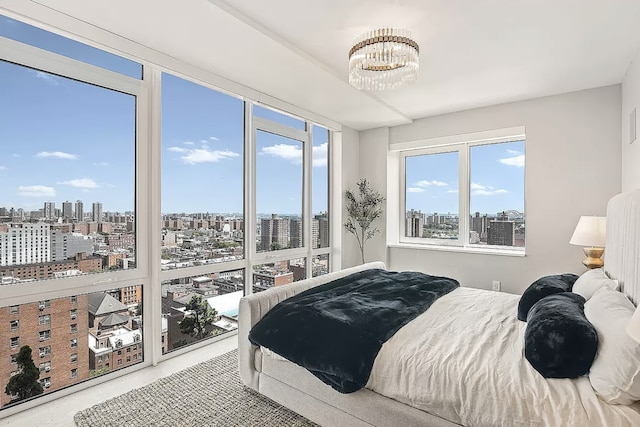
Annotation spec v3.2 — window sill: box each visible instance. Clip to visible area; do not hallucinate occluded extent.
[388,243,526,257]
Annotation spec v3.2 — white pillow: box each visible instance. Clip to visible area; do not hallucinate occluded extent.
[573,268,619,300]
[584,287,640,405]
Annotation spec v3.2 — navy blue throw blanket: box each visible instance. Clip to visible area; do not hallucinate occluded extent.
[249,269,459,393]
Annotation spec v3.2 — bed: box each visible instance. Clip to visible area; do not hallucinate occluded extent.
[238,189,640,427]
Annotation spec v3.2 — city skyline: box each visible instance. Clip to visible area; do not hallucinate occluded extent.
[0,197,325,219]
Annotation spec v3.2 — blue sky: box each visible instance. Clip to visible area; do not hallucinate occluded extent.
[0,60,136,213]
[406,141,525,215]
[0,16,328,216]
[162,74,329,215]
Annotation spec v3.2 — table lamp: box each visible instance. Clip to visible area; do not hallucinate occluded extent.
[569,216,606,269]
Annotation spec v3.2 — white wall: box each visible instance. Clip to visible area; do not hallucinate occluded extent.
[622,48,640,192]
[358,127,389,265]
[359,85,621,294]
[340,126,363,268]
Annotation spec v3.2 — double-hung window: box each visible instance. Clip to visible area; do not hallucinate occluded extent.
[400,133,526,252]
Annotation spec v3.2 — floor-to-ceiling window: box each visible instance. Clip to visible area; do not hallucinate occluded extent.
[160,73,245,353]
[0,13,335,411]
[0,14,148,409]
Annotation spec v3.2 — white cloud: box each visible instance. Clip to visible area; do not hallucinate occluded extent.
[260,143,328,168]
[34,71,59,86]
[93,162,110,167]
[209,136,220,141]
[506,149,521,155]
[313,143,328,167]
[414,180,448,187]
[169,145,239,164]
[447,189,459,194]
[57,178,98,189]
[407,187,424,193]
[262,144,302,163]
[12,154,21,158]
[18,185,55,197]
[168,146,187,153]
[473,189,508,196]
[200,140,209,144]
[471,182,508,196]
[36,151,79,160]
[180,148,239,165]
[499,154,525,168]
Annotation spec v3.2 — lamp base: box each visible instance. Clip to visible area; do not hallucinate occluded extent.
[582,247,604,269]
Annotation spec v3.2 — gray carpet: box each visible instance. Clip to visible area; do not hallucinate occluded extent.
[74,349,317,427]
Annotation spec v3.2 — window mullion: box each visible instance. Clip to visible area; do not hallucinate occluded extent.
[399,151,408,243]
[145,65,162,365]
[245,102,256,295]
[329,130,342,272]
[459,145,470,246]
[304,123,312,279]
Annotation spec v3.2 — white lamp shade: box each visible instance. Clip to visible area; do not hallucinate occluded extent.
[627,306,640,343]
[570,216,606,247]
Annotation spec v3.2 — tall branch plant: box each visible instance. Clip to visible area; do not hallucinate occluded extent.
[344,178,385,264]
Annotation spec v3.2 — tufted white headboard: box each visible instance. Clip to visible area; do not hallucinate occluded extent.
[605,188,640,305]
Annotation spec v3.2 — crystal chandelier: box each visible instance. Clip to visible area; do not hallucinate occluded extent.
[348,28,419,91]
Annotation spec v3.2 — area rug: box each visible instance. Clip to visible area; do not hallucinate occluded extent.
[74,349,317,427]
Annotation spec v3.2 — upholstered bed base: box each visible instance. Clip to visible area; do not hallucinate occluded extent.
[238,262,460,427]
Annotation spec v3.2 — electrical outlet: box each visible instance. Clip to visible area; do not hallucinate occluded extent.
[492,280,501,292]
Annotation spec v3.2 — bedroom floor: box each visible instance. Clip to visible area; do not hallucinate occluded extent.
[0,336,238,427]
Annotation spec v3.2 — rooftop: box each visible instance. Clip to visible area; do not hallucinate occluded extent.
[88,292,128,316]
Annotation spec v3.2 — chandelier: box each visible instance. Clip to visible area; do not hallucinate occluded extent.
[348,28,419,91]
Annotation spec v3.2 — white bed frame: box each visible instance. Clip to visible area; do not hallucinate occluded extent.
[238,189,640,427]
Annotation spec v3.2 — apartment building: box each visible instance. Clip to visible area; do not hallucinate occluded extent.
[0,295,89,406]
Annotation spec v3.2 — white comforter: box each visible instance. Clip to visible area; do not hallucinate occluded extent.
[366,287,640,427]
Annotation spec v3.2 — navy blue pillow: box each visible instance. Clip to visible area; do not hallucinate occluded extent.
[517,274,579,321]
[524,292,597,379]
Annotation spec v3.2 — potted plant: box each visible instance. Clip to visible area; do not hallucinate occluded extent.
[344,178,385,264]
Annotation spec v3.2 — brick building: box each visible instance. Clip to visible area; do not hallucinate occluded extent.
[487,219,516,246]
[88,327,142,373]
[0,252,102,281]
[163,219,184,230]
[73,222,99,235]
[118,285,142,306]
[87,292,142,374]
[101,253,126,270]
[104,233,135,251]
[252,268,294,292]
[0,295,89,406]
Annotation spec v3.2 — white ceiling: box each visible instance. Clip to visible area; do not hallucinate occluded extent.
[20,0,640,130]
